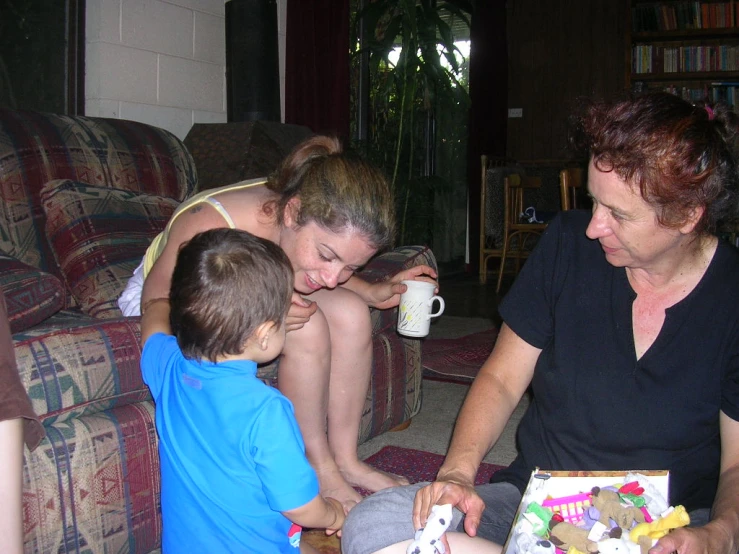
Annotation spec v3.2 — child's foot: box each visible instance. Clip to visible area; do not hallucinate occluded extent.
[340,459,410,493]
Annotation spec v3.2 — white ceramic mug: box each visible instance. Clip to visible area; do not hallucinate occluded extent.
[397,280,445,337]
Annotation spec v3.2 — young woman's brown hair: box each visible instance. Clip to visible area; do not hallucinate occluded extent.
[264,135,396,250]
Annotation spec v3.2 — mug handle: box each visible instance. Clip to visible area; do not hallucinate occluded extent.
[428,296,445,318]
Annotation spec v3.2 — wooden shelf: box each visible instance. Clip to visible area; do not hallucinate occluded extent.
[628,1,739,107]
[632,28,739,41]
[632,71,739,81]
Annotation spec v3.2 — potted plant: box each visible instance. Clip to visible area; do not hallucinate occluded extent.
[352,0,472,249]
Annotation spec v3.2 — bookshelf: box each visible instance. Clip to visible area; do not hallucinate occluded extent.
[627,1,739,109]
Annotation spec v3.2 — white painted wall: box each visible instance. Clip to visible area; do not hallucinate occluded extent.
[85,0,287,140]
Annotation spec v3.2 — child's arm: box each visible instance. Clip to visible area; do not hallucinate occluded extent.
[282,495,345,536]
[140,297,171,345]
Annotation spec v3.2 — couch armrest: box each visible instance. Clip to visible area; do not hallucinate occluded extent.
[0,251,67,333]
[359,245,438,335]
[13,314,148,425]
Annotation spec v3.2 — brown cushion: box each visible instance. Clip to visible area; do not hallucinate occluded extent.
[0,251,66,333]
[40,180,179,318]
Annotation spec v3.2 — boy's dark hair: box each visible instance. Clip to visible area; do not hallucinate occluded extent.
[169,228,294,362]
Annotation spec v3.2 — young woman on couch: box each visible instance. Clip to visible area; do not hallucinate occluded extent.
[119,135,437,509]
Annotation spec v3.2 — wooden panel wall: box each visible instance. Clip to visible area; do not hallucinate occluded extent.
[505,0,628,161]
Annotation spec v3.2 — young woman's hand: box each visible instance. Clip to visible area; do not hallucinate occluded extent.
[324,497,346,537]
[367,264,439,310]
[285,292,318,332]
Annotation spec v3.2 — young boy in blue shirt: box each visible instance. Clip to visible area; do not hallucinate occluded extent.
[140,228,344,553]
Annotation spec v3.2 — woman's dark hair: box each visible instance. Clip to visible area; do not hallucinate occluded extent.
[570,91,739,234]
[169,228,293,363]
[263,135,396,251]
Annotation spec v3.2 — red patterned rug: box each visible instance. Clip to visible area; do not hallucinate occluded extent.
[422,328,499,384]
[363,445,505,487]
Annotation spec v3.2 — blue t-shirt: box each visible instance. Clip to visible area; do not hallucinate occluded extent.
[492,211,739,511]
[141,333,319,553]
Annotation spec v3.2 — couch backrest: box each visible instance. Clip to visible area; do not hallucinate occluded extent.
[0,108,197,275]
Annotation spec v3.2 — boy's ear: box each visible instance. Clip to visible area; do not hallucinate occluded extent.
[253,321,278,351]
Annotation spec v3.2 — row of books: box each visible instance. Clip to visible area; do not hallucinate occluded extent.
[662,82,738,106]
[633,79,739,108]
[633,44,739,73]
[632,1,739,31]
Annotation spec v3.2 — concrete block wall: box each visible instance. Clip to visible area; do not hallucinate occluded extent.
[85,0,287,140]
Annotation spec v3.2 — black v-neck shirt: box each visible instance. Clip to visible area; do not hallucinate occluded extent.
[493,210,739,510]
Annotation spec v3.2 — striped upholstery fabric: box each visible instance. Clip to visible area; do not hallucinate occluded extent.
[40,180,180,319]
[0,251,66,333]
[0,108,197,276]
[0,108,434,553]
[22,402,162,554]
[14,316,149,425]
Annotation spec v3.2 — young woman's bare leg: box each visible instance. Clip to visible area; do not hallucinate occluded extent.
[313,288,409,493]
[278,307,362,508]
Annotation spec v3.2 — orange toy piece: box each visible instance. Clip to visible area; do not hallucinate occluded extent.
[629,505,690,543]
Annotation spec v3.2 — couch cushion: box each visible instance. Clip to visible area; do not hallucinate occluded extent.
[40,180,179,318]
[0,108,197,275]
[0,251,66,333]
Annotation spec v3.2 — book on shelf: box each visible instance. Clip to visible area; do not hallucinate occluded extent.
[632,1,738,32]
[632,44,739,74]
[631,80,738,109]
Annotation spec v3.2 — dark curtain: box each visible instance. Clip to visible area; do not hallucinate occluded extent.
[0,0,84,114]
[467,0,507,272]
[285,0,350,141]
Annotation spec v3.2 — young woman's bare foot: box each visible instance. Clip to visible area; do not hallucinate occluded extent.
[340,459,410,493]
[316,465,363,510]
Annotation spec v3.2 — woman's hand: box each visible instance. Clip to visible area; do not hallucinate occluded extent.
[324,497,346,537]
[366,264,439,310]
[285,292,318,332]
[649,521,735,554]
[412,478,486,539]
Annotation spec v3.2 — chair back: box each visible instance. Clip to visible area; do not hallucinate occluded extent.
[495,174,546,293]
[504,174,544,231]
[559,167,584,211]
[479,155,519,284]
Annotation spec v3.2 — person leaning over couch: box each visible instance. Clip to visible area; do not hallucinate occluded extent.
[342,92,739,554]
[118,135,438,510]
[0,292,45,554]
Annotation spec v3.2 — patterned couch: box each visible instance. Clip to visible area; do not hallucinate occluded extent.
[0,108,435,553]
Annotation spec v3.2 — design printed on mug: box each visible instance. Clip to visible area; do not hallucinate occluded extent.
[398,301,427,331]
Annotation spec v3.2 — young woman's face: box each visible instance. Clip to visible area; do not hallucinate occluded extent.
[279,218,377,294]
[585,160,686,270]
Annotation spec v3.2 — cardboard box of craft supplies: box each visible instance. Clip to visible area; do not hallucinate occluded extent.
[502,470,677,554]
